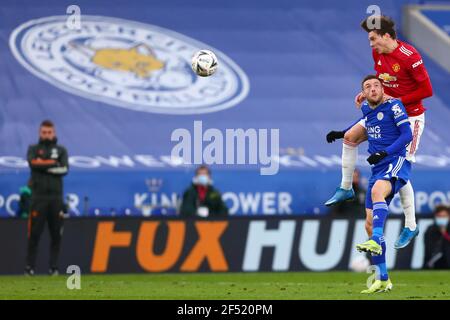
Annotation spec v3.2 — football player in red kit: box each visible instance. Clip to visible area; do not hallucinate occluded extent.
[325,15,433,249]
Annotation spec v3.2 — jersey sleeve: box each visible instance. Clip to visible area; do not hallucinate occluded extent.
[389,100,409,127]
[406,52,430,83]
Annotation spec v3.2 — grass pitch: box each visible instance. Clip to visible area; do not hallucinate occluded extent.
[0,271,449,300]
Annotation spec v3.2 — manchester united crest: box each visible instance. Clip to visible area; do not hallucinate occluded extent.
[392,63,401,72]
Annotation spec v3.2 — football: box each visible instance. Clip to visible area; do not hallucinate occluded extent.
[191,49,218,77]
[350,255,370,273]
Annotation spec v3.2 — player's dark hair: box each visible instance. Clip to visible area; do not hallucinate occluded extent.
[361,15,397,39]
[195,165,211,176]
[433,204,450,216]
[40,119,54,128]
[361,75,381,89]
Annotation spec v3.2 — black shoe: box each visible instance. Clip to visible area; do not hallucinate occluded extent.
[24,266,35,276]
[48,267,59,276]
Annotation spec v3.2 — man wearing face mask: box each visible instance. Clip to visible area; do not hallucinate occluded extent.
[423,205,450,269]
[25,120,69,276]
[180,165,228,218]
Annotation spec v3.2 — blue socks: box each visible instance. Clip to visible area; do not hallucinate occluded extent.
[372,201,388,243]
[371,201,389,281]
[372,239,388,280]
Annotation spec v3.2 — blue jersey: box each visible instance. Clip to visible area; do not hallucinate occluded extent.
[361,99,412,209]
[361,98,410,166]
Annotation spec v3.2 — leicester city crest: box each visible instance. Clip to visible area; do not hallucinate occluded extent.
[10,16,249,114]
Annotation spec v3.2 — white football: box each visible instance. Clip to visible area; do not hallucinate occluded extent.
[350,255,370,272]
[191,50,218,77]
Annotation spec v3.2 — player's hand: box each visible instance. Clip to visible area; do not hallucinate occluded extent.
[367,151,388,165]
[354,92,365,108]
[326,131,345,143]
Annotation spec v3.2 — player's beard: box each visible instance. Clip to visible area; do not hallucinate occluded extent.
[367,95,383,108]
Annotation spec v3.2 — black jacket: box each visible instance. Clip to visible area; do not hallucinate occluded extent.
[423,223,450,269]
[180,184,228,218]
[27,139,69,198]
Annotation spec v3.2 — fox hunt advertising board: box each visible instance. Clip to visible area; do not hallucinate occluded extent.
[0,216,432,274]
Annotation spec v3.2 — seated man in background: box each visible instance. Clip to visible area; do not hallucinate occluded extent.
[180,165,228,218]
[423,205,450,269]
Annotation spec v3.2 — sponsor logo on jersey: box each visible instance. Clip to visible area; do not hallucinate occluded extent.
[378,60,381,66]
[412,59,423,69]
[9,16,250,115]
[367,125,381,139]
[378,73,397,83]
[392,63,401,72]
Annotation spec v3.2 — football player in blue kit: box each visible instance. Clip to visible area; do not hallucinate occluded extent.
[329,75,413,293]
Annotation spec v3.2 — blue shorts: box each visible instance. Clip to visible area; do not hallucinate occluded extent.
[365,156,411,209]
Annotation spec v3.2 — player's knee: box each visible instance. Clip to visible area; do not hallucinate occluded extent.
[344,126,366,145]
[371,187,384,202]
[343,130,357,143]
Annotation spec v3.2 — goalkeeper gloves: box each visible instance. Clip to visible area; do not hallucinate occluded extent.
[367,151,388,165]
[326,131,345,143]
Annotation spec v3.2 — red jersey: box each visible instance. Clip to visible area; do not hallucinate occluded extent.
[373,40,430,117]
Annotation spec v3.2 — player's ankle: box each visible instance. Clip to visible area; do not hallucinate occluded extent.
[405,223,417,231]
[340,183,352,190]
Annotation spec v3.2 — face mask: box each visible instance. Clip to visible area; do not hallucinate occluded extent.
[195,174,210,186]
[435,217,449,228]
